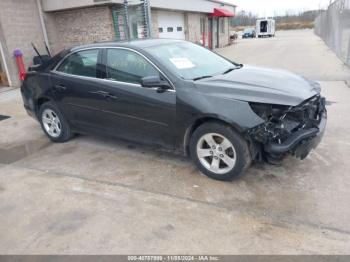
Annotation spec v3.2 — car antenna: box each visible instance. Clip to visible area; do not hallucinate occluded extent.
[44,41,52,57]
[31,42,43,61]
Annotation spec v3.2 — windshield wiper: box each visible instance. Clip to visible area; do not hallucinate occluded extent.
[223,68,235,74]
[223,64,243,75]
[193,64,244,81]
[193,75,213,81]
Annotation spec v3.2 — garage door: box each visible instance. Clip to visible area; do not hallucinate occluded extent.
[157,11,185,40]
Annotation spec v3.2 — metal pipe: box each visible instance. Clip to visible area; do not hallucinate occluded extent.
[36,0,51,54]
[144,0,152,38]
[124,0,130,40]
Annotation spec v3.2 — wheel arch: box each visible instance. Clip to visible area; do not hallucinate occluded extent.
[183,116,244,156]
[35,96,51,116]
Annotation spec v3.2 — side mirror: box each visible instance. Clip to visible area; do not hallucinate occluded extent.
[141,76,171,91]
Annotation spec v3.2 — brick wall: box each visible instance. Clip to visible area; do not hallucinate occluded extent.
[0,0,46,87]
[45,5,116,55]
[43,11,62,55]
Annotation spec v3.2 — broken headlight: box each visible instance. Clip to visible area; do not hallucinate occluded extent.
[249,102,289,122]
[248,96,323,145]
[248,102,302,144]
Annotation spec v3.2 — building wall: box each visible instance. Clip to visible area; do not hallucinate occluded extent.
[185,13,230,48]
[218,17,230,48]
[45,5,116,55]
[0,0,46,87]
[150,0,235,14]
[42,0,119,12]
[43,11,62,55]
[185,13,202,44]
[200,14,209,47]
[42,0,236,15]
[151,9,159,38]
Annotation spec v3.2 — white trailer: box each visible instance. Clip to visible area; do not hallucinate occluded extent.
[256,19,275,38]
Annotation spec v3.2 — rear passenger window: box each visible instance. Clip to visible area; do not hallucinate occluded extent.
[57,49,99,78]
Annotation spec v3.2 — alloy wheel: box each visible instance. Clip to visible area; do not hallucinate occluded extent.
[196,133,237,175]
[42,109,62,138]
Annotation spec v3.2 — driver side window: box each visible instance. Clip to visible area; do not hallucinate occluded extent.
[106,49,160,85]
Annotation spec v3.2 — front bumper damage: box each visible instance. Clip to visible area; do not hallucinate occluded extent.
[247,95,327,161]
[264,110,326,159]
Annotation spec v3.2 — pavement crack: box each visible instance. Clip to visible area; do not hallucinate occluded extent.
[344,80,350,88]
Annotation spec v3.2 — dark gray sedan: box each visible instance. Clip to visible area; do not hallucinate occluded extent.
[21,39,327,181]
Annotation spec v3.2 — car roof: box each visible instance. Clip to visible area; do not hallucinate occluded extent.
[70,38,184,52]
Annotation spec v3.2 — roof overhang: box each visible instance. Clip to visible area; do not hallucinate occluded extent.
[42,0,236,14]
[42,0,123,12]
[150,0,236,14]
[207,0,236,8]
[209,7,235,17]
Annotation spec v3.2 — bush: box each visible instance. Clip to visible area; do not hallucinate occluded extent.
[276,22,315,30]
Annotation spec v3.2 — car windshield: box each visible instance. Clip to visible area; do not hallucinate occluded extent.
[145,41,240,80]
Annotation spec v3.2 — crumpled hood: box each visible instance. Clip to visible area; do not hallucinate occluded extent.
[195,65,321,106]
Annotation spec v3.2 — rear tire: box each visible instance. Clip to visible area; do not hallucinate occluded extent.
[190,122,251,181]
[38,102,73,143]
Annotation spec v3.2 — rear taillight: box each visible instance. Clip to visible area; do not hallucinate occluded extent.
[20,72,27,81]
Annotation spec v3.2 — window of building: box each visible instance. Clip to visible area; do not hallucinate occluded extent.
[57,49,99,78]
[177,27,183,32]
[106,49,160,85]
[167,27,173,32]
[220,18,225,34]
[158,27,163,33]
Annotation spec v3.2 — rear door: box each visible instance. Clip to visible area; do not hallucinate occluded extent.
[50,49,111,130]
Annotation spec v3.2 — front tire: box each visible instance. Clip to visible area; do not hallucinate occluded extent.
[190,122,251,181]
[39,102,73,143]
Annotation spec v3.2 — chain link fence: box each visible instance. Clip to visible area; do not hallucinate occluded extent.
[315,0,350,66]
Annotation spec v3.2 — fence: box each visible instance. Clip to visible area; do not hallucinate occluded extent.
[314,0,350,66]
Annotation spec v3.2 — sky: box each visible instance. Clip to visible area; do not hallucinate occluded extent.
[225,0,331,17]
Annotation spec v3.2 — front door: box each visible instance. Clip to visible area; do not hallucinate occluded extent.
[96,48,176,147]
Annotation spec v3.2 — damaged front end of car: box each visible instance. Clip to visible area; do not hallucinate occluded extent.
[247,95,327,163]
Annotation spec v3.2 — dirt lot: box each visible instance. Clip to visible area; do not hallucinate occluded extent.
[0,30,350,254]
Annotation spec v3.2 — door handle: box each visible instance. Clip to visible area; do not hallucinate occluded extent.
[89,90,118,99]
[105,93,118,99]
[53,84,67,91]
[90,90,109,96]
